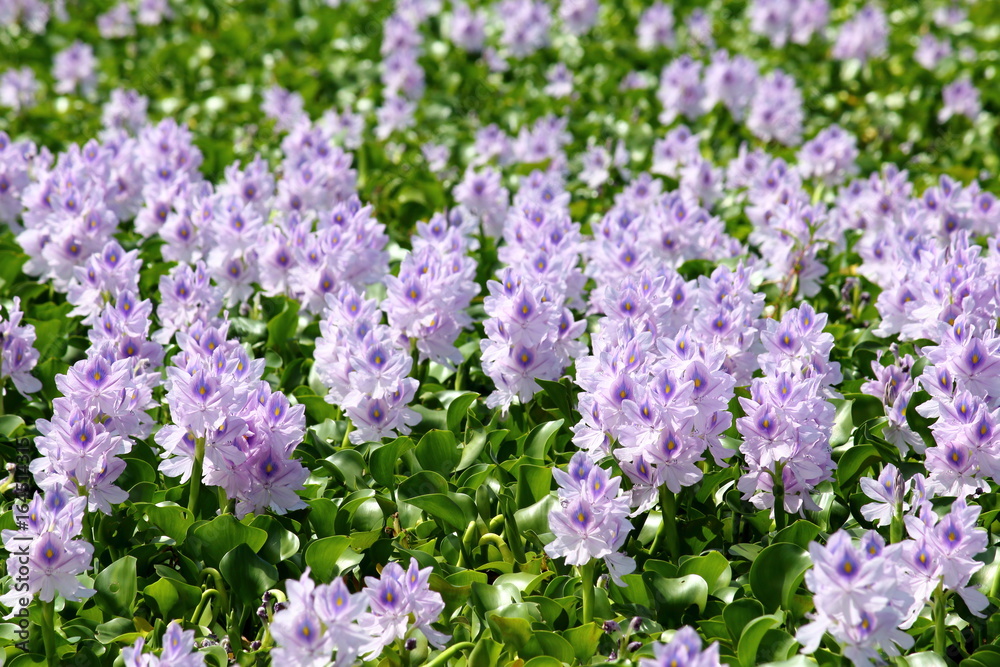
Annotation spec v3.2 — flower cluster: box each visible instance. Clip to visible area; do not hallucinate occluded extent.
[639,626,723,667]
[0,296,41,397]
[545,452,636,584]
[0,488,94,618]
[746,158,842,298]
[122,621,204,667]
[575,262,762,513]
[315,286,420,444]
[737,303,840,515]
[653,52,805,147]
[797,530,914,666]
[803,481,989,664]
[34,276,161,513]
[271,560,449,666]
[832,3,889,63]
[383,210,479,367]
[159,321,308,517]
[480,172,587,411]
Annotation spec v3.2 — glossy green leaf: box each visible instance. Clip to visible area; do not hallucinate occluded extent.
[749,543,812,613]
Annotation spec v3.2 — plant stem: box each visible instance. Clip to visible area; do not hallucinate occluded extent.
[579,561,596,624]
[890,501,904,544]
[341,420,353,448]
[421,642,475,667]
[933,584,947,656]
[772,464,787,532]
[188,437,206,516]
[190,589,220,626]
[40,598,57,667]
[650,487,680,561]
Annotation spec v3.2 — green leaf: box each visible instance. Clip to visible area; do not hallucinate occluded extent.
[138,502,194,544]
[0,415,25,438]
[415,430,460,476]
[249,515,301,564]
[749,543,812,613]
[521,631,575,663]
[407,493,475,532]
[677,552,732,595]
[143,577,202,619]
[771,521,822,550]
[307,498,339,538]
[487,614,533,652]
[220,543,279,606]
[304,536,364,582]
[446,391,479,432]
[369,436,415,488]
[723,598,765,642]
[94,556,138,618]
[643,573,709,622]
[515,463,553,506]
[562,623,603,664]
[523,419,564,460]
[189,514,268,567]
[836,445,880,491]
[738,614,783,667]
[536,379,576,422]
[895,653,949,667]
[266,297,300,351]
[468,637,503,667]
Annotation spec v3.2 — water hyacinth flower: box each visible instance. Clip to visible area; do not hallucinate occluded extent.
[882,496,990,631]
[0,297,42,397]
[122,621,204,667]
[97,2,135,39]
[315,286,421,443]
[0,66,40,112]
[797,531,914,666]
[271,569,372,667]
[639,626,722,667]
[52,41,98,96]
[360,559,450,653]
[832,3,888,63]
[938,77,982,123]
[747,69,804,146]
[546,452,636,585]
[636,2,675,50]
[0,488,95,619]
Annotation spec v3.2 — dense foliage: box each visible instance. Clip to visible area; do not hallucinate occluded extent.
[1,1,1000,666]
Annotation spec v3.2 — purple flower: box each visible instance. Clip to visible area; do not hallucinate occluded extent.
[832,4,888,63]
[704,51,759,121]
[123,621,204,667]
[639,626,722,667]
[559,0,598,35]
[797,531,914,665]
[939,77,982,123]
[546,453,636,585]
[636,2,675,50]
[0,66,40,112]
[52,41,97,96]
[360,559,450,654]
[1,489,95,619]
[97,3,135,38]
[747,69,804,146]
[262,86,309,131]
[449,2,486,52]
[0,297,41,396]
[915,34,951,70]
[656,56,706,125]
[498,0,551,57]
